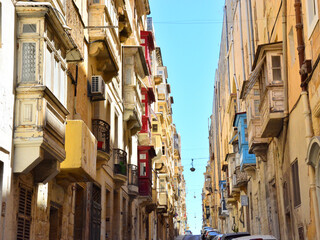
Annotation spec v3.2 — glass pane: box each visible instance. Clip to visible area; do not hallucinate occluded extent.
[140,162,146,176]
[54,59,59,98]
[45,48,52,91]
[23,24,36,33]
[254,100,260,116]
[60,67,65,105]
[272,69,282,81]
[272,55,281,68]
[22,42,36,82]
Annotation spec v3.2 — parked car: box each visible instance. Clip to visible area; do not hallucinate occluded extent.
[216,232,250,240]
[206,230,221,240]
[234,235,277,240]
[201,227,214,240]
[212,234,224,240]
[185,230,192,235]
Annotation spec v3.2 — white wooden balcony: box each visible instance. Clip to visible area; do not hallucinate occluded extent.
[123,46,149,135]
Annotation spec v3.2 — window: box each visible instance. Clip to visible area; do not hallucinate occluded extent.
[291,160,301,207]
[254,100,260,116]
[17,184,33,240]
[44,47,66,105]
[271,55,282,83]
[140,162,146,176]
[152,124,158,132]
[162,146,165,155]
[306,0,319,38]
[21,42,36,82]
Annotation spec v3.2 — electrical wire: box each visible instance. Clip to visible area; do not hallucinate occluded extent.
[153,14,301,25]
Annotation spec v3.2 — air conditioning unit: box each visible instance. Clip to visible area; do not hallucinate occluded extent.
[91,75,105,101]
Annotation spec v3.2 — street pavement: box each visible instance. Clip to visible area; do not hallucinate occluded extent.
[181,235,201,240]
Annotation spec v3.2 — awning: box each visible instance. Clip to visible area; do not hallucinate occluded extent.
[240,56,265,99]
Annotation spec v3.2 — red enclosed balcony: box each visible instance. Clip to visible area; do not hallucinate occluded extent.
[140,31,155,74]
[138,146,156,199]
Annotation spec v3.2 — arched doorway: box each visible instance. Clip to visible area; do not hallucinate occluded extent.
[306,137,320,217]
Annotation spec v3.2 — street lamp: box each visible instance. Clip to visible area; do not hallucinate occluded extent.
[190,159,195,172]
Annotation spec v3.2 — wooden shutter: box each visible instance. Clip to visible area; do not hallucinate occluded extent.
[90,184,101,240]
[17,185,33,240]
[291,160,301,207]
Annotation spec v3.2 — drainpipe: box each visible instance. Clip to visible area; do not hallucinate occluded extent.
[248,0,255,60]
[225,5,232,95]
[238,0,247,85]
[244,0,252,70]
[277,1,289,239]
[231,27,241,112]
[294,0,320,238]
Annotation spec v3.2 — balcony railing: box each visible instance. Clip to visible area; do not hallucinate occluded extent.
[128,164,138,186]
[113,149,127,176]
[92,119,110,153]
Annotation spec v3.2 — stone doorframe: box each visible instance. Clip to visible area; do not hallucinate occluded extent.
[306,136,320,221]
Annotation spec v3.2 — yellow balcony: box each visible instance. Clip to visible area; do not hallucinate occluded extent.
[59,120,97,183]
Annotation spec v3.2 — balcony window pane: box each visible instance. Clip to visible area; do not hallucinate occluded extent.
[23,24,36,33]
[60,66,65,105]
[22,42,36,82]
[45,47,52,90]
[272,69,282,82]
[53,59,59,97]
[140,162,146,176]
[272,55,281,68]
[271,56,282,82]
[254,100,260,116]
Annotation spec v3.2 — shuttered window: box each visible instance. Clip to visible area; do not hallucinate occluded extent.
[90,184,101,240]
[291,160,301,207]
[17,185,33,240]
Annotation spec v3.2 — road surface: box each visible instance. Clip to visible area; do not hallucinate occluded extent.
[183,235,200,240]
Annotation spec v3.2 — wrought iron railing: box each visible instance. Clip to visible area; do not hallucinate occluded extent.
[113,149,127,176]
[128,164,138,186]
[92,119,110,153]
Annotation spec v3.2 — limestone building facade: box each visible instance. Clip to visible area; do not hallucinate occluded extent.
[206,0,320,239]
[0,1,186,239]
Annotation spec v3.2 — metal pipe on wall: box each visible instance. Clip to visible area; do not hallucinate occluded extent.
[244,0,252,70]
[225,5,232,95]
[294,0,320,238]
[238,0,247,87]
[248,0,255,60]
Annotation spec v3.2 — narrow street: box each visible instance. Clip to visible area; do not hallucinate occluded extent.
[183,235,200,240]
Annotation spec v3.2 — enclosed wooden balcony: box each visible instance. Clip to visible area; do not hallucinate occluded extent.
[113,148,128,187]
[88,0,120,83]
[58,120,97,183]
[260,86,285,137]
[123,46,149,136]
[13,87,67,183]
[92,119,111,161]
[157,191,168,213]
[234,167,248,187]
[13,2,81,183]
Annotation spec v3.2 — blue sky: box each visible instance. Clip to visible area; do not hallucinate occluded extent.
[149,0,225,234]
